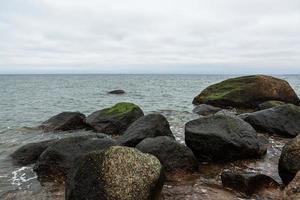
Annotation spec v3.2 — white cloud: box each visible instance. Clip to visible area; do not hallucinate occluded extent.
[0,0,300,73]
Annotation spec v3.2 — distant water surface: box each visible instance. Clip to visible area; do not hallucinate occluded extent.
[0,74,299,199]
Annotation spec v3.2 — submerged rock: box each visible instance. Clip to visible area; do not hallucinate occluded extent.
[240,104,300,137]
[221,171,280,196]
[136,136,198,172]
[192,104,221,116]
[66,146,164,200]
[34,135,116,181]
[117,114,174,147]
[107,89,126,94]
[258,100,286,110]
[279,136,300,185]
[185,115,267,162]
[283,171,300,200]
[10,139,57,166]
[40,112,87,132]
[86,102,144,135]
[193,75,299,108]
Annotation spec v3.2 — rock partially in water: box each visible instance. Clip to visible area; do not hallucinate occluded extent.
[185,115,267,162]
[240,104,300,137]
[117,114,174,147]
[86,102,144,135]
[258,100,286,110]
[279,136,300,185]
[136,136,198,173]
[40,112,87,132]
[192,104,221,116]
[283,171,300,200]
[107,89,126,94]
[221,171,280,196]
[193,75,299,108]
[10,139,57,166]
[66,146,164,200]
[34,135,116,182]
[214,109,237,117]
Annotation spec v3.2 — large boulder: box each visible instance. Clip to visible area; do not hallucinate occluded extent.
[240,104,300,137]
[279,136,300,185]
[66,146,164,200]
[136,136,198,172]
[10,139,57,166]
[185,115,267,162]
[86,102,144,135]
[221,171,280,196]
[117,114,174,147]
[193,75,299,108]
[40,112,87,132]
[283,171,300,200]
[34,135,116,181]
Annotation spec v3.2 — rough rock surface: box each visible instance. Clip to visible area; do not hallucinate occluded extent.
[185,115,267,162]
[136,136,198,172]
[221,171,280,196]
[40,112,87,132]
[279,136,300,185]
[258,100,286,110]
[240,104,300,137]
[66,146,164,200]
[193,75,299,108]
[192,104,221,116]
[10,139,57,165]
[34,135,116,181]
[283,171,300,200]
[86,102,144,135]
[117,114,174,147]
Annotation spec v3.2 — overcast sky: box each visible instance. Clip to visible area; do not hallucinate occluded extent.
[0,0,300,74]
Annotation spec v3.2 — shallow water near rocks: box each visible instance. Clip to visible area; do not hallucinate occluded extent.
[0,74,299,199]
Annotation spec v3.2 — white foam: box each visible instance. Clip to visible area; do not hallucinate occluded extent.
[10,166,37,188]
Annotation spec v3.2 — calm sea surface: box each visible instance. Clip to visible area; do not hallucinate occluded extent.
[0,74,300,199]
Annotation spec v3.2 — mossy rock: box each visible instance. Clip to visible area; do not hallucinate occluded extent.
[66,146,165,200]
[86,102,144,135]
[193,75,299,108]
[258,100,285,110]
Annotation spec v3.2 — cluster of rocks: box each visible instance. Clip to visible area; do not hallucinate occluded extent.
[10,75,300,199]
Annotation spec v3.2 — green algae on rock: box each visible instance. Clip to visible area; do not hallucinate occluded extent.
[86,102,144,135]
[193,75,299,108]
[66,146,165,200]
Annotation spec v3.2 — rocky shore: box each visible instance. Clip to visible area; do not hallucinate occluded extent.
[9,75,300,200]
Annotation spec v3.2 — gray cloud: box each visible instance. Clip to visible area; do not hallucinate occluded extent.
[0,0,300,73]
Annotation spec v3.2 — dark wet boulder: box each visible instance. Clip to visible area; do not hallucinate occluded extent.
[279,136,300,185]
[193,75,299,108]
[66,146,164,200]
[86,102,144,135]
[117,114,174,147]
[192,104,221,116]
[40,112,87,132]
[221,171,280,196]
[34,135,116,181]
[240,104,300,137]
[283,171,300,200]
[10,139,57,166]
[107,89,126,94]
[185,115,266,162]
[258,100,285,110]
[136,136,198,172]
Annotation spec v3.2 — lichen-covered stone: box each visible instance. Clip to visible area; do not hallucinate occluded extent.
[66,146,164,200]
[279,136,300,185]
[136,136,198,172]
[241,104,300,137]
[185,115,267,162]
[86,102,144,135]
[258,100,286,110]
[117,114,174,147]
[193,75,299,108]
[40,112,87,132]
